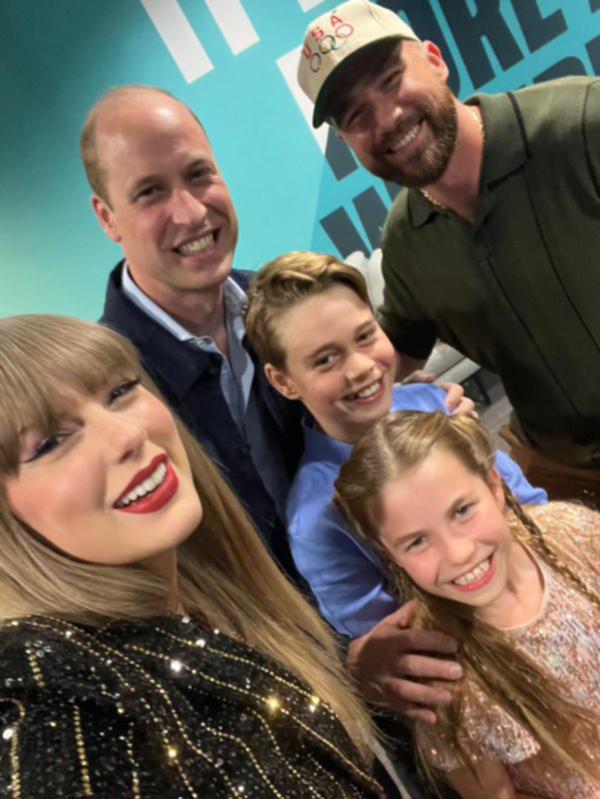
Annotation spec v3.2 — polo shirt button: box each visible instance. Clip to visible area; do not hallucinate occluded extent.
[240,444,251,456]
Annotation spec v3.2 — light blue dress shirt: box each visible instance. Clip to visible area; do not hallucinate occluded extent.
[286,383,548,638]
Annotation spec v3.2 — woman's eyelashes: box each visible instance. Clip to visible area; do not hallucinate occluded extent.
[22,378,141,463]
[108,377,141,404]
[24,431,71,463]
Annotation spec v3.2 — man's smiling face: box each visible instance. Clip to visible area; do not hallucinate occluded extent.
[337,41,458,187]
[92,91,238,307]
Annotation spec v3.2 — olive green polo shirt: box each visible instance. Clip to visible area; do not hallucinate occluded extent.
[380,77,600,467]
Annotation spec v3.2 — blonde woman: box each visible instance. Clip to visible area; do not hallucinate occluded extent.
[0,314,382,798]
[336,412,599,799]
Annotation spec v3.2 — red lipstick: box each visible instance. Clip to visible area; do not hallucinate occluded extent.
[114,455,179,515]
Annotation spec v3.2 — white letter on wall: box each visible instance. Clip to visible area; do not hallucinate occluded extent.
[277,46,329,154]
[140,0,214,82]
[296,0,327,11]
[204,0,259,55]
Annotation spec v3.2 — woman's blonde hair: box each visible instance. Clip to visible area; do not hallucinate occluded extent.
[0,314,374,758]
[245,251,372,369]
[335,411,599,785]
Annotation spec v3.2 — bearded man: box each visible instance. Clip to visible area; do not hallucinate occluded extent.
[299,0,600,503]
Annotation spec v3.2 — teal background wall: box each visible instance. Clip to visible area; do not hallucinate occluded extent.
[2,0,599,319]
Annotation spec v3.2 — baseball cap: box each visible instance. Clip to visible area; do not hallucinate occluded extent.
[298,0,418,128]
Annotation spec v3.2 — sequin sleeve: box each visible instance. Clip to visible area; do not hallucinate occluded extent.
[0,692,177,798]
[415,684,541,773]
[0,618,383,798]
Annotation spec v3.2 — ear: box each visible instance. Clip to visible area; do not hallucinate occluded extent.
[423,40,449,83]
[487,466,506,510]
[91,195,122,244]
[264,363,301,401]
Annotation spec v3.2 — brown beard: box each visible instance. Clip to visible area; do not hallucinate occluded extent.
[368,86,458,188]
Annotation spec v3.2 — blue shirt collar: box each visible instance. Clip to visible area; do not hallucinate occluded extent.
[121,262,248,346]
[301,418,354,467]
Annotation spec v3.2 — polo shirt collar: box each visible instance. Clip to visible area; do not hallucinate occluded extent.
[407,91,528,228]
[474,92,528,187]
[301,418,353,467]
[407,187,437,228]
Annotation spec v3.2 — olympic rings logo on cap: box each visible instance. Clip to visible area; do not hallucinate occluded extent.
[303,21,354,73]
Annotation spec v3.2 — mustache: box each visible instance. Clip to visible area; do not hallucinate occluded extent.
[379,110,427,152]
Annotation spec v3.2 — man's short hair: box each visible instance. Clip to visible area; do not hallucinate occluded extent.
[80,85,203,206]
[245,251,372,370]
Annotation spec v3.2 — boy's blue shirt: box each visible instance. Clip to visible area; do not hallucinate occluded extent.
[286,383,548,638]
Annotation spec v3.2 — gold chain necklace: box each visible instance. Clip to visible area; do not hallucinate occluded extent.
[420,106,484,210]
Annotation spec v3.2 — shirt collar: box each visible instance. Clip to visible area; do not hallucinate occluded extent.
[407,91,529,229]
[223,278,249,351]
[121,263,248,345]
[301,417,354,467]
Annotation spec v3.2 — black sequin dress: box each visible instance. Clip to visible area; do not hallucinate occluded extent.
[0,615,382,798]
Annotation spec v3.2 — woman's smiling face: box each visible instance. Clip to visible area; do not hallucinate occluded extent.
[5,378,203,567]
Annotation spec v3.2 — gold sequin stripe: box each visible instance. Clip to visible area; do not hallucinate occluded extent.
[305,750,353,798]
[187,686,329,799]
[133,686,282,799]
[182,718,287,799]
[55,627,266,796]
[15,619,377,794]
[126,723,141,799]
[275,706,380,790]
[118,661,289,799]
[11,620,205,797]
[136,692,237,795]
[125,642,378,789]
[173,760,200,799]
[72,705,93,796]
[154,626,324,706]
[0,698,25,799]
[24,645,45,688]
[68,632,240,796]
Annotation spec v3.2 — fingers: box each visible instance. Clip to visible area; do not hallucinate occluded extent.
[384,598,418,628]
[401,707,438,725]
[438,381,464,412]
[395,653,463,681]
[404,369,437,385]
[455,397,477,417]
[396,627,458,655]
[438,381,478,417]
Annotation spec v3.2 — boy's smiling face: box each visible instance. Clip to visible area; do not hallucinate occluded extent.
[264,284,397,444]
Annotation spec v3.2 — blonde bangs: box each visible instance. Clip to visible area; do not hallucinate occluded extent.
[0,315,140,474]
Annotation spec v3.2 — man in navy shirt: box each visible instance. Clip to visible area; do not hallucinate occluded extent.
[81,86,303,579]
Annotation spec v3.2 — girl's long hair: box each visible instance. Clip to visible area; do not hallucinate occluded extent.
[334,411,599,784]
[0,314,374,759]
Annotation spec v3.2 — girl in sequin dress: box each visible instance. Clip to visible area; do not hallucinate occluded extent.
[336,411,600,799]
[0,315,384,798]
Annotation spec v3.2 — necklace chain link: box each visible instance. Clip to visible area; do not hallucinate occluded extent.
[420,106,484,210]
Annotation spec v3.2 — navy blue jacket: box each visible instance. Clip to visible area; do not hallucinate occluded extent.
[100,263,304,583]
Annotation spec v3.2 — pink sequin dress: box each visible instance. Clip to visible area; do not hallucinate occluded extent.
[417,502,600,798]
